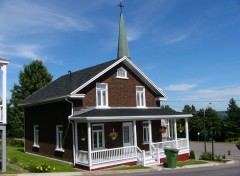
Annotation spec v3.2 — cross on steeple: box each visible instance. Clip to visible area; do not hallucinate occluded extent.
[118,0,124,13]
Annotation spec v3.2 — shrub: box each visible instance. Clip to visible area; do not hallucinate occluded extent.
[7,138,24,147]
[8,157,18,164]
[222,154,226,159]
[235,139,240,150]
[189,150,196,159]
[199,152,212,160]
[215,154,222,161]
[28,163,55,173]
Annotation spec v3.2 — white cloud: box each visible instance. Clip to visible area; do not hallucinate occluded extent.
[184,86,240,101]
[165,84,197,91]
[166,33,191,44]
[0,0,93,37]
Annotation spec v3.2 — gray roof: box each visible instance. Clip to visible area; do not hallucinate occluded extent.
[19,59,118,106]
[70,108,192,122]
[73,108,188,117]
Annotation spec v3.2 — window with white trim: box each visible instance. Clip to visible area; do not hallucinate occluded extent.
[33,125,39,147]
[96,83,108,107]
[136,86,146,107]
[116,67,128,79]
[143,122,149,144]
[92,124,105,150]
[56,125,64,151]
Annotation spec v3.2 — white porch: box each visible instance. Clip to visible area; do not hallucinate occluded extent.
[73,117,190,170]
[75,138,189,169]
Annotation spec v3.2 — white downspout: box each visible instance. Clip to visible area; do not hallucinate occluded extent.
[65,97,76,165]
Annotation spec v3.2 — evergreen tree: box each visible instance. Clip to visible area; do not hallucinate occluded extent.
[7,60,52,138]
[225,98,240,141]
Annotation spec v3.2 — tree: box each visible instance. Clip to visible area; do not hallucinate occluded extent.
[161,105,173,110]
[7,60,52,138]
[225,98,240,141]
[182,105,200,141]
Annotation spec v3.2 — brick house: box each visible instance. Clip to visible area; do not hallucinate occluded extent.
[19,5,192,171]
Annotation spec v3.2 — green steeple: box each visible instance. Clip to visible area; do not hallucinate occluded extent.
[117,1,130,59]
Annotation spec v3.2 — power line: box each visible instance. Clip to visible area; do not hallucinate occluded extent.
[165,100,240,103]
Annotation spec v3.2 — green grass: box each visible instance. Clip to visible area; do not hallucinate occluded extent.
[176,159,208,167]
[109,165,149,170]
[5,146,81,173]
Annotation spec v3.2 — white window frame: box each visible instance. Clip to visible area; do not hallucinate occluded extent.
[116,67,128,79]
[143,121,149,144]
[56,125,64,152]
[96,83,108,107]
[33,125,39,148]
[92,124,105,150]
[136,86,146,107]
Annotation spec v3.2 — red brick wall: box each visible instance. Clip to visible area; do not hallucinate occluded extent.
[77,63,158,109]
[25,101,73,162]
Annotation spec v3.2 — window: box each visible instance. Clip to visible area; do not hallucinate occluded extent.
[143,122,149,144]
[33,125,39,147]
[56,125,64,152]
[136,86,146,107]
[92,124,105,150]
[96,83,108,107]
[116,67,128,79]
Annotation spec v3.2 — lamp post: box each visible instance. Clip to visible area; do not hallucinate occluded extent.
[203,103,211,153]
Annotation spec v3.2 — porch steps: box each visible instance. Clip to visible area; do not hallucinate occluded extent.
[144,155,159,166]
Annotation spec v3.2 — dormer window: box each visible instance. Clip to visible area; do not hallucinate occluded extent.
[116,67,128,79]
[96,83,108,107]
[136,86,146,107]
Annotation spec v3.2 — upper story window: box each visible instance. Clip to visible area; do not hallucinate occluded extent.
[96,83,108,107]
[56,125,64,152]
[33,125,39,147]
[136,86,146,107]
[116,67,128,79]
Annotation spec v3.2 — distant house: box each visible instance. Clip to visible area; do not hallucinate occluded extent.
[19,6,192,170]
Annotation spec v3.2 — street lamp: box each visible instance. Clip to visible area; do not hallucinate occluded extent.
[203,103,211,153]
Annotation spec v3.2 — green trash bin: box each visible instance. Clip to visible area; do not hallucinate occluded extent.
[164,147,179,168]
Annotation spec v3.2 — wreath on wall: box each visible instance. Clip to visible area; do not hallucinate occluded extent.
[109,129,118,140]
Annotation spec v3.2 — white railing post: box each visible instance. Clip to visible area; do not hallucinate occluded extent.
[142,150,145,166]
[157,148,160,164]
[174,119,178,148]
[87,122,92,168]
[148,120,152,154]
[185,118,190,150]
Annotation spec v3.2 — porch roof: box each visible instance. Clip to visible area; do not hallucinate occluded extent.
[70,108,192,122]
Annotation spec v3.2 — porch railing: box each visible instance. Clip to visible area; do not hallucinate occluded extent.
[136,146,144,165]
[76,150,88,164]
[152,138,188,152]
[91,146,137,165]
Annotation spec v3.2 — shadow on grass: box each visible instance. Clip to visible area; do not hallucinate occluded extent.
[17,148,24,153]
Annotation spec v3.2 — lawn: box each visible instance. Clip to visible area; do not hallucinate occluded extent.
[5,146,81,174]
[176,159,208,167]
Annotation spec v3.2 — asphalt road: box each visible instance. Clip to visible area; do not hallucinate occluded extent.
[100,163,240,176]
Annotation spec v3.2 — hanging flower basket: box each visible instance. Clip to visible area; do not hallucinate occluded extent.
[80,130,85,141]
[109,129,118,140]
[159,126,167,134]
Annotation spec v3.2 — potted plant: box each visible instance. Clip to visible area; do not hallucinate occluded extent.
[80,130,85,141]
[109,129,118,140]
[159,126,167,134]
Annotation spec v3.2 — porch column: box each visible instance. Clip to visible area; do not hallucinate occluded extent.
[167,119,170,139]
[170,119,174,139]
[185,118,190,149]
[148,120,152,153]
[87,122,92,167]
[174,119,178,148]
[74,122,78,164]
[133,120,137,147]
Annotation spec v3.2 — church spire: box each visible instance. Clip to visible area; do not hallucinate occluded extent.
[117,0,130,59]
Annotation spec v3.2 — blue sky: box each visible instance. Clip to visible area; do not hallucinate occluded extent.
[0,0,240,111]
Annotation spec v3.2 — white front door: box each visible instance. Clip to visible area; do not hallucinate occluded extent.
[122,122,133,147]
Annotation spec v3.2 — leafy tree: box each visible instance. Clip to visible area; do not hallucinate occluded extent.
[182,105,200,141]
[225,98,240,141]
[204,107,223,141]
[161,105,173,110]
[7,60,52,138]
